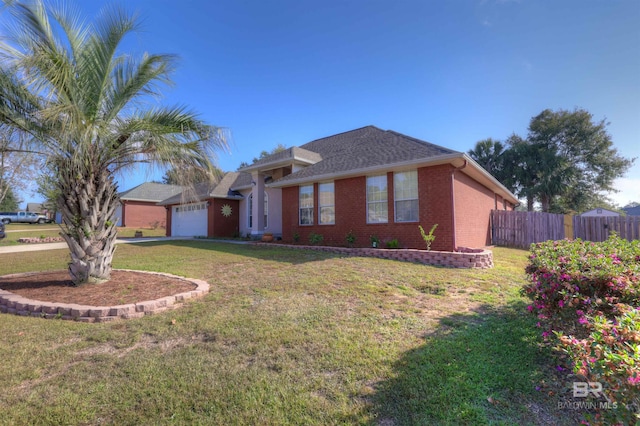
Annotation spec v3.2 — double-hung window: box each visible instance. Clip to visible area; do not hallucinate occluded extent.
[366,175,388,223]
[299,185,314,225]
[394,170,418,222]
[318,182,335,224]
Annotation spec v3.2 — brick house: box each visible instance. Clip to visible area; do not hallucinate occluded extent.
[116,182,182,228]
[163,126,518,250]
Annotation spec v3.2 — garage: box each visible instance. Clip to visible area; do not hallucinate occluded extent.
[171,202,208,236]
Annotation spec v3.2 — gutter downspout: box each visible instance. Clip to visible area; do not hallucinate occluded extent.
[450,160,468,251]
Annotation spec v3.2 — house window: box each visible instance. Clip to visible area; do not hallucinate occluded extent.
[394,170,418,222]
[367,175,388,223]
[299,185,314,225]
[319,182,335,224]
[248,193,268,229]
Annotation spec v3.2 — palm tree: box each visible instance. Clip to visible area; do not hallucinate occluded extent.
[0,1,227,285]
[467,138,505,176]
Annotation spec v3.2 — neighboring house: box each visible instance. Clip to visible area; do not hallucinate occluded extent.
[580,208,620,217]
[26,202,44,213]
[162,126,518,251]
[116,182,182,228]
[622,205,640,216]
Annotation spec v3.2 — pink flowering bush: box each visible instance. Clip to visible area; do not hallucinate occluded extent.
[523,235,639,424]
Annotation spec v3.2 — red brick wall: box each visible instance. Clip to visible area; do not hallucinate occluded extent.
[453,171,495,248]
[281,165,457,251]
[210,199,240,238]
[121,201,167,229]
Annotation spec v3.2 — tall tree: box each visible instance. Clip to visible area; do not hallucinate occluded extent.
[475,109,634,212]
[161,165,222,185]
[0,127,42,207]
[0,184,20,211]
[0,1,227,285]
[467,138,505,177]
[525,108,633,212]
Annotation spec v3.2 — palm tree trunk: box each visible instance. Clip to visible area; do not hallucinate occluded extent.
[57,165,119,285]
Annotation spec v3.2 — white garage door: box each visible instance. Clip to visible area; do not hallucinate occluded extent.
[172,202,208,236]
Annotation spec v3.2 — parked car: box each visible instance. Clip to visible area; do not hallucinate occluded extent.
[0,211,50,224]
[0,221,5,239]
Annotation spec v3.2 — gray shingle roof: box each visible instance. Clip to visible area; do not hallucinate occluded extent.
[272,126,458,184]
[622,206,640,216]
[158,172,249,205]
[119,182,183,202]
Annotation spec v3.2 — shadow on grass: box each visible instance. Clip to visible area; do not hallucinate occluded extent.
[369,301,575,426]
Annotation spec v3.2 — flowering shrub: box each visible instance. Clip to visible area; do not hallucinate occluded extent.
[523,235,640,424]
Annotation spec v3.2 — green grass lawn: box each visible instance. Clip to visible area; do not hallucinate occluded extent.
[0,225,166,246]
[0,242,572,425]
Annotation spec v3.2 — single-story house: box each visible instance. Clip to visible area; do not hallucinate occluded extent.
[622,205,640,216]
[580,208,621,217]
[160,126,518,251]
[116,182,182,228]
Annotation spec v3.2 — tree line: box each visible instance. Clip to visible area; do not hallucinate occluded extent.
[468,108,634,213]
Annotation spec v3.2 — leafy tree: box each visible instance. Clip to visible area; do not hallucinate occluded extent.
[467,138,505,177]
[161,165,222,185]
[0,127,42,207]
[238,143,287,169]
[0,1,227,285]
[472,108,633,213]
[525,108,633,212]
[0,183,20,211]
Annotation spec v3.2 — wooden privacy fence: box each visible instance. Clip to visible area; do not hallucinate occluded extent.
[491,210,640,248]
[573,215,640,243]
[491,210,565,249]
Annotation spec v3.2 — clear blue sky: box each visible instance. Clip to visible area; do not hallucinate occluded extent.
[20,0,640,207]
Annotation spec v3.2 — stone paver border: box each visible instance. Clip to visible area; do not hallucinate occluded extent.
[0,269,209,323]
[255,243,494,268]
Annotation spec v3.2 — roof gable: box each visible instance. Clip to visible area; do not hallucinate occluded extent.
[158,172,249,205]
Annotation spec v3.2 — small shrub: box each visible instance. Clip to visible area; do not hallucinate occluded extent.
[345,230,356,247]
[309,233,324,245]
[385,239,399,249]
[370,235,381,248]
[293,232,300,243]
[418,224,438,250]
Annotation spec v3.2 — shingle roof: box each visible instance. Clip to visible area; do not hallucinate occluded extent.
[119,182,183,202]
[622,206,640,216]
[272,126,458,184]
[158,172,249,205]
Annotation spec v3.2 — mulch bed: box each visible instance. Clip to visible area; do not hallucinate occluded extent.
[0,270,196,306]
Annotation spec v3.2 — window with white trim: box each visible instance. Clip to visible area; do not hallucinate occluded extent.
[318,182,335,224]
[248,193,268,229]
[299,185,314,225]
[366,175,388,223]
[394,170,418,222]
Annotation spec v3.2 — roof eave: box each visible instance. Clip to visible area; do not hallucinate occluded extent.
[267,152,519,205]
[267,153,464,188]
[238,156,318,173]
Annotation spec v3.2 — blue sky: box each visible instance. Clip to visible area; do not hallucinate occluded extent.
[20,0,640,207]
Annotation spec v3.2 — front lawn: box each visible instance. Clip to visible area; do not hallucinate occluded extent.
[0,242,571,424]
